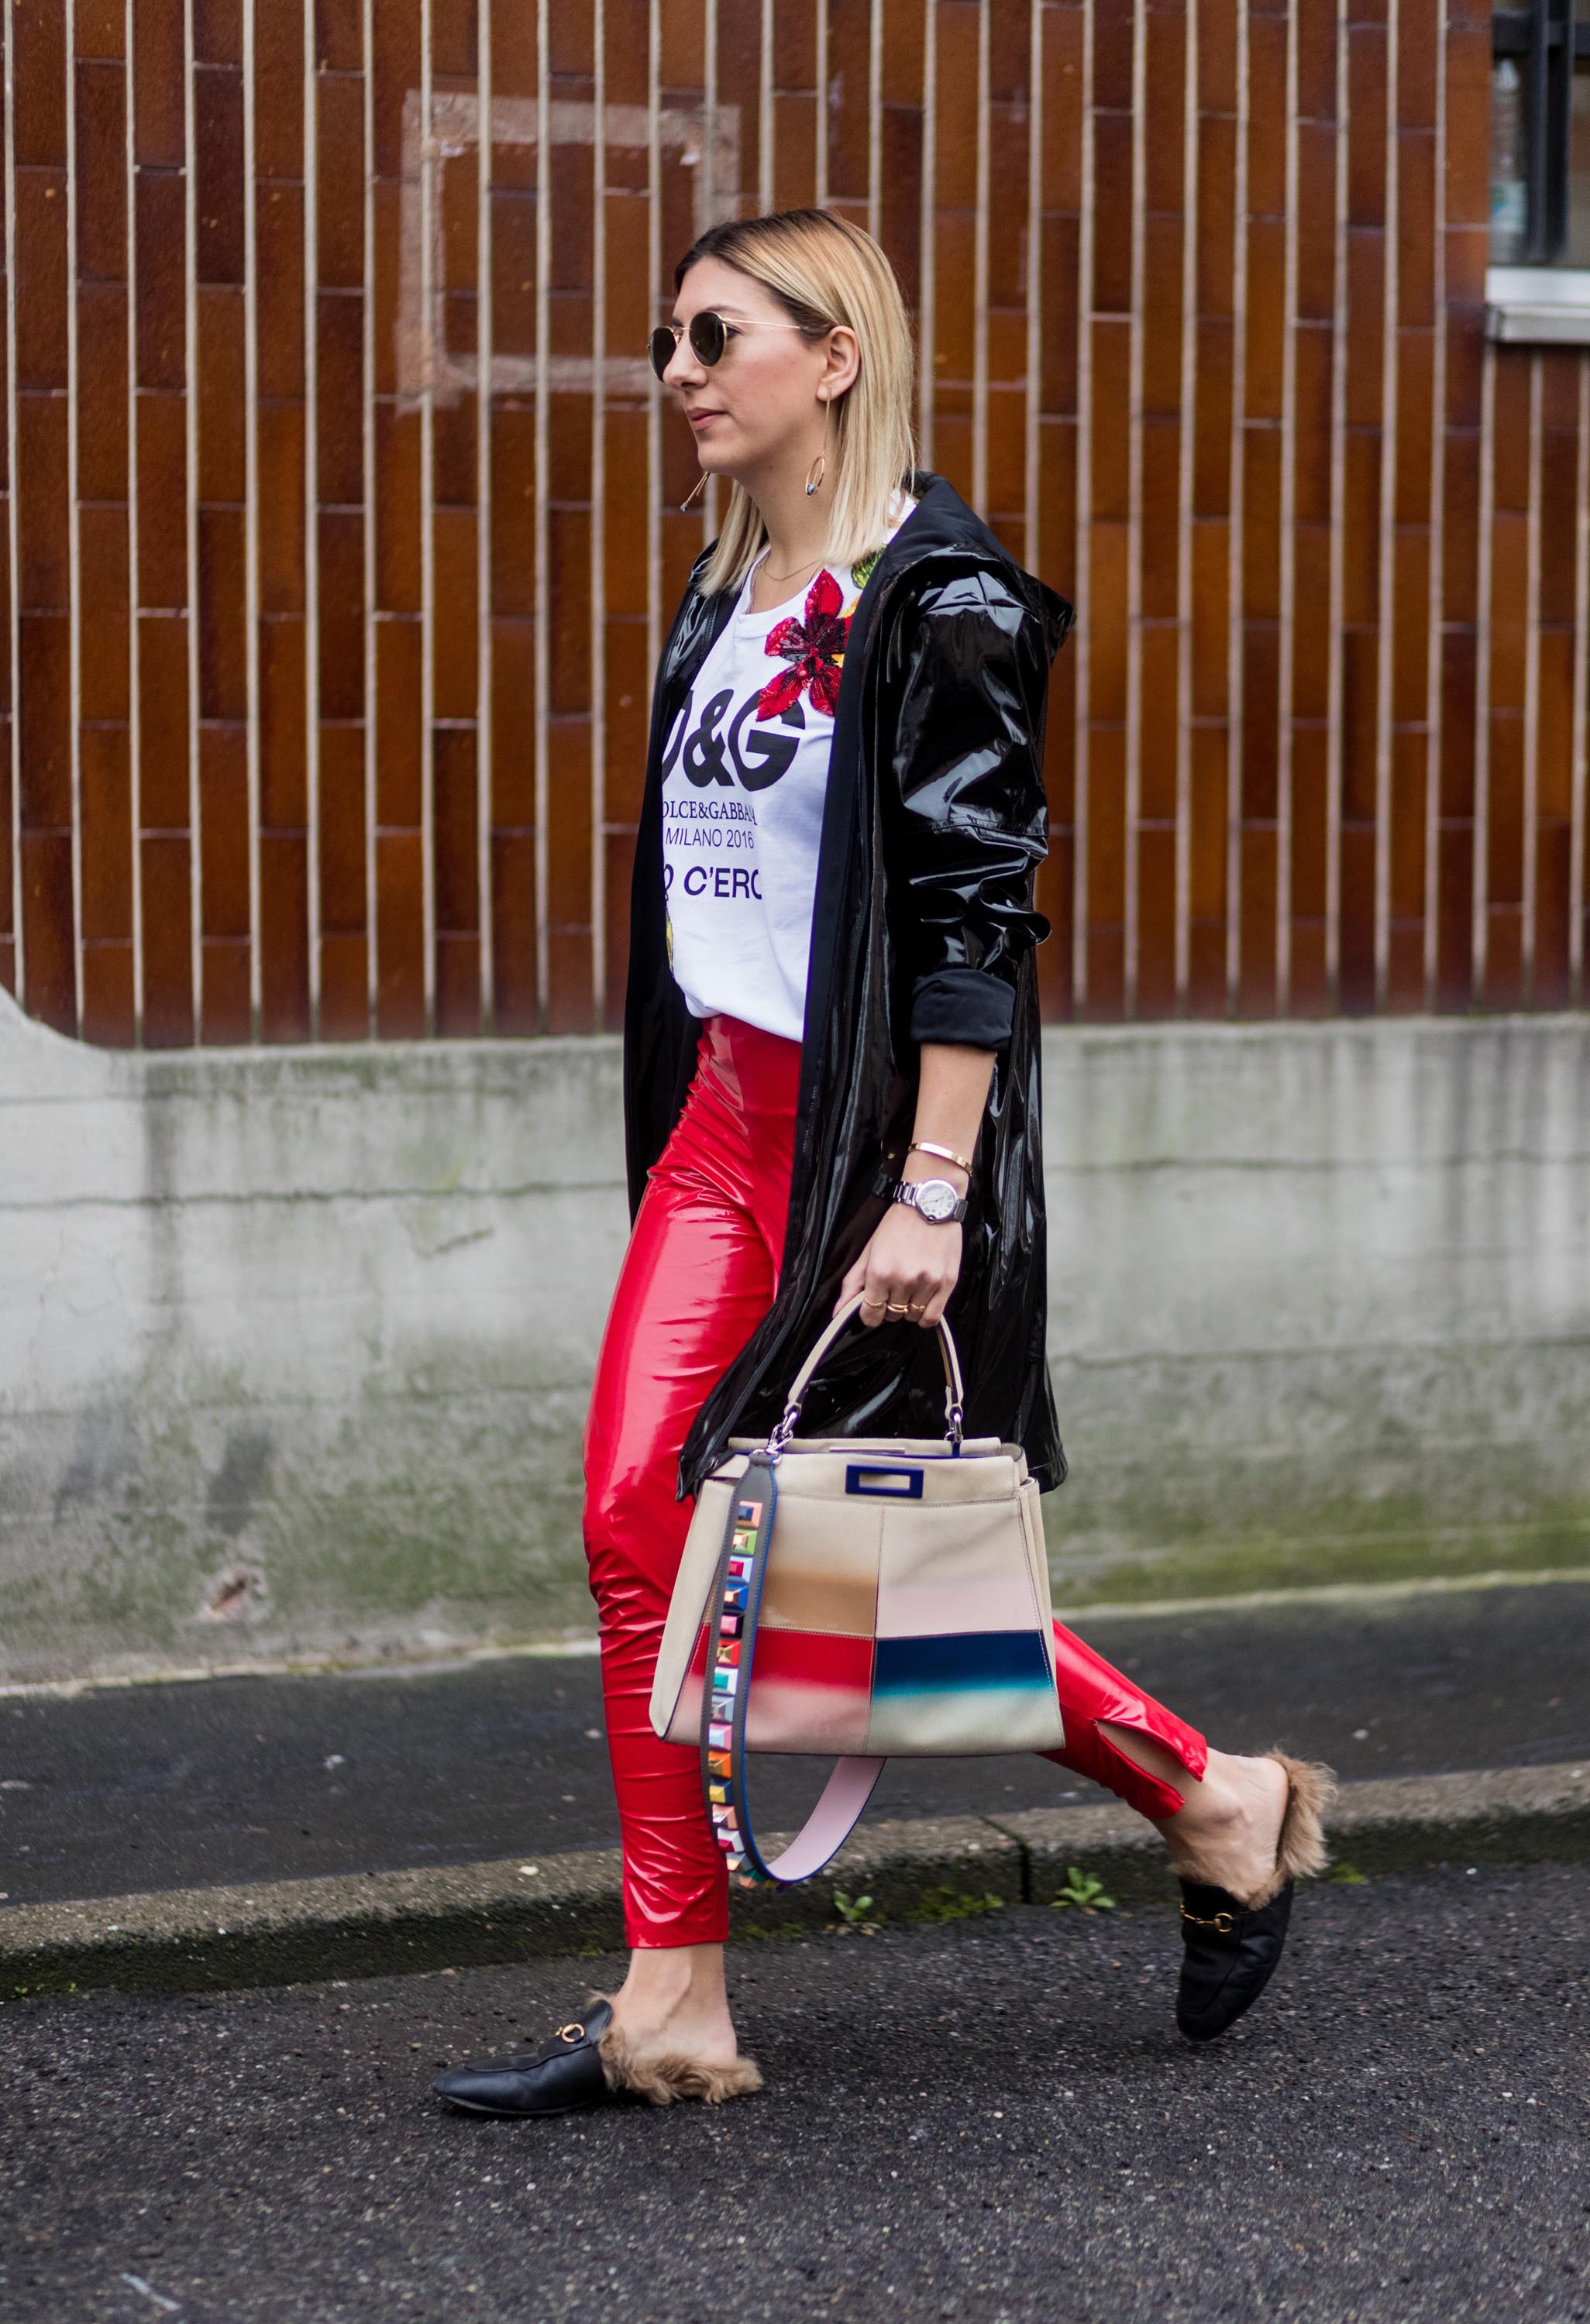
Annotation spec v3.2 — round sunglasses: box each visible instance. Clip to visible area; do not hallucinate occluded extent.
[647,311,806,381]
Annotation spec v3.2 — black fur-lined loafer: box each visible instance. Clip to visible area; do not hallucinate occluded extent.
[432,1997,764,2116]
[432,1999,618,2118]
[1173,1749,1336,2042]
[1175,1878,1296,2040]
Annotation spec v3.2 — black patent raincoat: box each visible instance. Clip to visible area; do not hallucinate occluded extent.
[622,469,1075,1497]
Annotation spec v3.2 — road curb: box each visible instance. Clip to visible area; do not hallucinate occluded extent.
[3,1762,1587,1999]
[990,1756,1590,1901]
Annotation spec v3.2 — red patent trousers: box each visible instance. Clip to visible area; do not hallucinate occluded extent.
[583,1013,1208,1949]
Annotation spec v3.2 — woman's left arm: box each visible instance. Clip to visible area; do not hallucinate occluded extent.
[837,563,1062,1331]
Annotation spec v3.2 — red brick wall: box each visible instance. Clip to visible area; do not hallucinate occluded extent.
[1,0,1581,1045]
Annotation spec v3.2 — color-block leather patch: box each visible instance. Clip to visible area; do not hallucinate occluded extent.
[759,1508,880,1635]
[872,1629,1055,1693]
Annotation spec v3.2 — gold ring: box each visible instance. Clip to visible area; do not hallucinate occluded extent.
[859,1294,885,1312]
[907,1301,927,1315]
[885,1301,910,1316]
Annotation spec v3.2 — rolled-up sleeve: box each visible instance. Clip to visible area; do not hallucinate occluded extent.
[879,566,1062,1050]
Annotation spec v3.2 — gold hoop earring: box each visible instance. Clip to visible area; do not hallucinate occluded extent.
[804,392,832,498]
[680,469,707,511]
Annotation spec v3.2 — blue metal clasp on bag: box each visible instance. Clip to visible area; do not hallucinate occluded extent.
[845,1463,924,1499]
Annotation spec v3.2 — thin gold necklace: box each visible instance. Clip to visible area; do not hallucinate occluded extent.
[756,548,825,587]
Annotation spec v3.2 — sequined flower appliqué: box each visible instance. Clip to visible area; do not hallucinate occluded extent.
[756,568,849,720]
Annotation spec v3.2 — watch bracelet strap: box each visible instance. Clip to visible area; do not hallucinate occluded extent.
[869,1164,968,1212]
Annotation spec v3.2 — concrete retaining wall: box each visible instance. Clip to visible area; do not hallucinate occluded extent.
[3,989,1587,1683]
[1043,1016,1590,1601]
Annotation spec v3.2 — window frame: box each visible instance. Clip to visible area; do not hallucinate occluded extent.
[1492,0,1589,265]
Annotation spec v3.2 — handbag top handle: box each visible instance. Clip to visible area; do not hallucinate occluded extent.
[766,1291,966,1458]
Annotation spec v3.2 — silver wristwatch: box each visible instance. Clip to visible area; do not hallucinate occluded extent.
[889,1175,968,1225]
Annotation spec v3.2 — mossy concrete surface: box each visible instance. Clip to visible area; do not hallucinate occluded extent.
[1,994,625,1682]
[3,996,1588,1681]
[3,1767,1585,1999]
[1039,1013,1590,1604]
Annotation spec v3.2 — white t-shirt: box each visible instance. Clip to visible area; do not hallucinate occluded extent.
[659,493,917,1043]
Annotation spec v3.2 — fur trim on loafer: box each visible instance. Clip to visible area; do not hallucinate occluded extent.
[589,1994,764,2109]
[1243,1749,1336,1908]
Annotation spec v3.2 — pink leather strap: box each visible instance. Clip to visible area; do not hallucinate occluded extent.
[755,1756,886,1883]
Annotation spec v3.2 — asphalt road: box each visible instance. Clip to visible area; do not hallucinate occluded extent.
[2,1860,1586,2323]
[4,1579,1589,1910]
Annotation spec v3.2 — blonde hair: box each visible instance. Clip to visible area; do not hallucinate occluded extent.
[672,209,918,596]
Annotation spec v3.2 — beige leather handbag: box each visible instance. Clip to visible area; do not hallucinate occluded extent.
[649,1294,1064,1886]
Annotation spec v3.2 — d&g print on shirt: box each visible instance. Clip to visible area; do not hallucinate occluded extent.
[662,686,808,796]
[661,684,809,902]
[658,500,914,1042]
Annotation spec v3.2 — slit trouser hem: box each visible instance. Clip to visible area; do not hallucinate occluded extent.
[1040,1621,1210,1821]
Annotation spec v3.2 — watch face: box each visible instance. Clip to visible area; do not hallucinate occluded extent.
[914,1178,958,1222]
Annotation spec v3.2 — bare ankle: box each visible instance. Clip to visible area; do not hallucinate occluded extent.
[610,1943,738,2064]
[1163,1752,1287,1888]
[1172,1751,1251,1831]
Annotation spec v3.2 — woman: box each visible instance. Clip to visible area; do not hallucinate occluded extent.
[435,209,1333,2120]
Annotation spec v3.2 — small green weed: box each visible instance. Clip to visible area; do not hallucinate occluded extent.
[1328,1860,1368,1885]
[829,1891,884,1935]
[1051,1866,1117,1913]
[906,1886,1007,1925]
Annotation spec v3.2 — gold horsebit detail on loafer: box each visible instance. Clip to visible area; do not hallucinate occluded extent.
[1179,1906,1236,1933]
[557,2022,587,2042]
